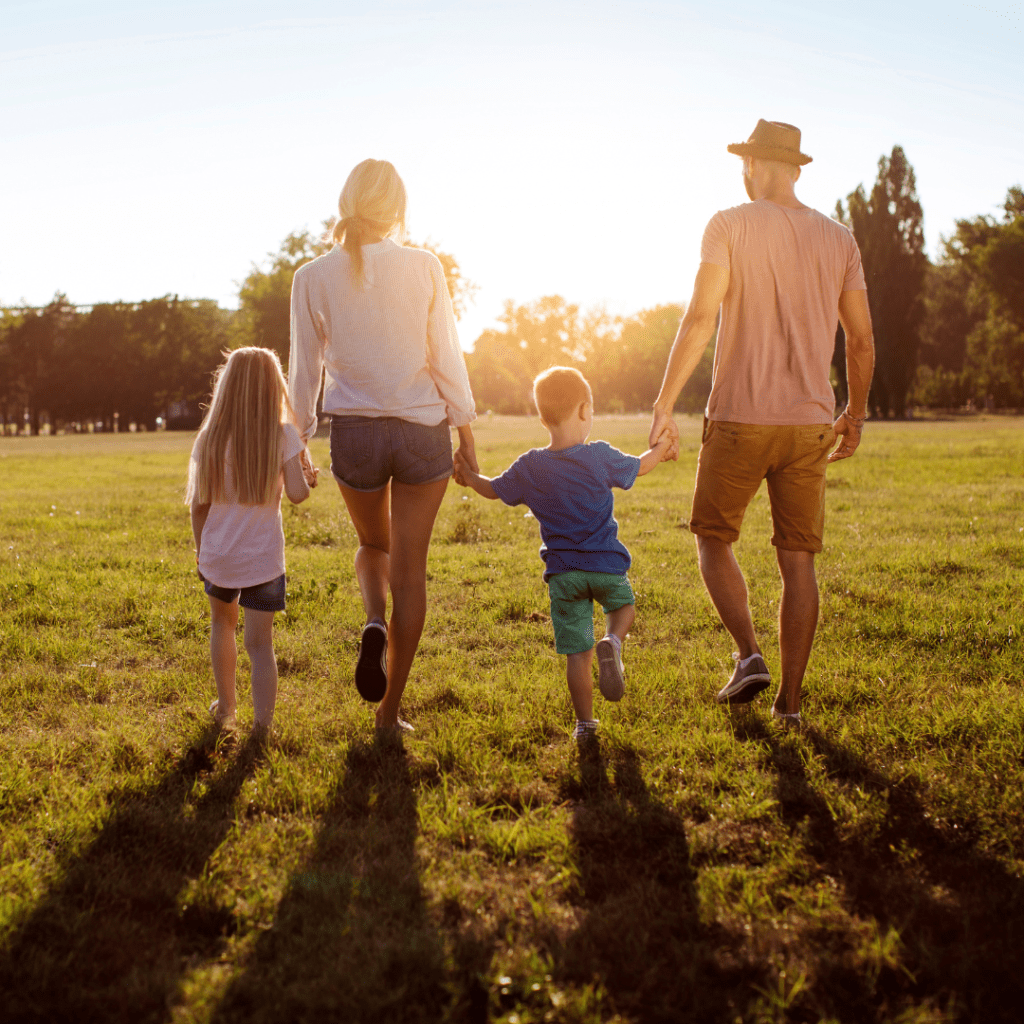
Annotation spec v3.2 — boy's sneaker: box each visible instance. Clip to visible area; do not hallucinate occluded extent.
[771,707,802,725]
[596,635,625,701]
[355,621,388,703]
[572,719,600,741]
[716,652,771,704]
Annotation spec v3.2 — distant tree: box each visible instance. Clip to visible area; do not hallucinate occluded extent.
[465,300,706,416]
[237,225,474,366]
[464,296,589,414]
[605,304,711,414]
[3,294,77,433]
[837,146,927,418]
[0,307,26,432]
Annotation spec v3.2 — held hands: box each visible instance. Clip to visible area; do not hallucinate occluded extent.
[452,448,472,486]
[657,435,680,462]
[828,409,865,462]
[649,410,680,461]
[300,448,320,487]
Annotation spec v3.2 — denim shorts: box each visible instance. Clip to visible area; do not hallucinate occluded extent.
[330,415,453,492]
[204,573,286,612]
[547,570,635,655]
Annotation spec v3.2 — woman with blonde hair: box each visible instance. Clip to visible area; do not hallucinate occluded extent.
[187,346,313,736]
[289,158,478,734]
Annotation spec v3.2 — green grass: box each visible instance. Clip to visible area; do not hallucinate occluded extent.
[1,414,1023,1023]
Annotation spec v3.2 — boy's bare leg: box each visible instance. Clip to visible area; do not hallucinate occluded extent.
[209,596,240,720]
[774,549,819,715]
[244,608,278,730]
[696,535,760,658]
[604,603,635,643]
[566,649,595,722]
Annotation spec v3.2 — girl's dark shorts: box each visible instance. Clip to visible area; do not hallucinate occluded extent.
[330,415,453,492]
[204,573,286,612]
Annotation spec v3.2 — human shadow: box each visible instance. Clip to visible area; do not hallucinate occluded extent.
[756,721,1024,1022]
[556,740,754,1023]
[211,735,471,1024]
[0,727,262,1024]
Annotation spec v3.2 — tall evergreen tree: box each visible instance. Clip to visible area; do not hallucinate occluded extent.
[837,146,927,418]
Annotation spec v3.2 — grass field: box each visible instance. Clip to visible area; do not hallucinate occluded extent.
[1,415,1022,1024]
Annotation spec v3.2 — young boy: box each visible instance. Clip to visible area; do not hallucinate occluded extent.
[453,366,677,740]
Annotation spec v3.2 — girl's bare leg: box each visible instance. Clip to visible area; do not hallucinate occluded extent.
[243,608,278,730]
[209,595,240,719]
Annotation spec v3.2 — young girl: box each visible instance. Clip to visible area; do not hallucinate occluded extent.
[186,347,315,736]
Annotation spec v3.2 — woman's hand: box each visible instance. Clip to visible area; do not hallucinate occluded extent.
[300,448,320,487]
[455,424,479,475]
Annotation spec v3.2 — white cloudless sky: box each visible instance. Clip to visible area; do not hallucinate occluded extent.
[2,0,1022,349]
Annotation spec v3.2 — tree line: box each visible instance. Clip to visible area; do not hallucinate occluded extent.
[2,156,1021,434]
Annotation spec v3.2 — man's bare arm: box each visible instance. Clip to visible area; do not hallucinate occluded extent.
[650,262,730,449]
[830,289,875,462]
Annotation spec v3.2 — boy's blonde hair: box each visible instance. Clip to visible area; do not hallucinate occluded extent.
[533,366,592,426]
[186,347,295,507]
[330,159,407,286]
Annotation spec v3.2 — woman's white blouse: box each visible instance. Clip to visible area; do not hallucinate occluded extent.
[288,239,477,440]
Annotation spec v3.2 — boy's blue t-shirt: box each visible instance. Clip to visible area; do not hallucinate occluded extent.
[490,441,641,580]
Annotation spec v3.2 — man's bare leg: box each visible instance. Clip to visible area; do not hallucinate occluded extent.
[774,548,819,715]
[696,535,760,659]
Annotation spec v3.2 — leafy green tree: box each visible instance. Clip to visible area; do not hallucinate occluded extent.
[837,146,927,418]
[912,185,1024,409]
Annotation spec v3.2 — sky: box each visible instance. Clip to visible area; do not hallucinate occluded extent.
[2,0,1022,349]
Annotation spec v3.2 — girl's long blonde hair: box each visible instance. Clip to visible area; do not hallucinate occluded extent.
[330,158,407,285]
[186,347,295,507]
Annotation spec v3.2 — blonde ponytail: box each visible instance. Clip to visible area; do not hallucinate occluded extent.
[330,159,407,285]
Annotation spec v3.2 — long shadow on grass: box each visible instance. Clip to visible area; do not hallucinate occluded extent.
[0,727,261,1024]
[210,736,478,1024]
[557,741,755,1023]
[749,718,1024,1023]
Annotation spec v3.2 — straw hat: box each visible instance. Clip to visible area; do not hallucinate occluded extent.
[727,119,812,165]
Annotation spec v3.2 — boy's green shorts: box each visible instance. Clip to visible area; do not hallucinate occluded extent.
[547,570,635,655]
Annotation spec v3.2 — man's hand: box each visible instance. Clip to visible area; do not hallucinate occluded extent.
[828,410,864,462]
[300,448,319,487]
[649,409,679,455]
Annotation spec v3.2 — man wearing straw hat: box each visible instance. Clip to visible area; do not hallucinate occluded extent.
[649,119,875,723]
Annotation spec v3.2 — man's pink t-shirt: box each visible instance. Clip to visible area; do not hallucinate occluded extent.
[700,200,866,425]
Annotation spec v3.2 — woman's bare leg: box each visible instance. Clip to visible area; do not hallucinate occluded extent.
[338,481,391,624]
[340,476,449,727]
[380,478,449,726]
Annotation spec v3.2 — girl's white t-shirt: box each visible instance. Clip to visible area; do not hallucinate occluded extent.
[193,422,305,589]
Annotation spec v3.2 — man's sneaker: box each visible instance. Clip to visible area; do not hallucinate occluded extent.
[595,635,625,701]
[572,719,600,741]
[355,621,388,702]
[716,652,771,704]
